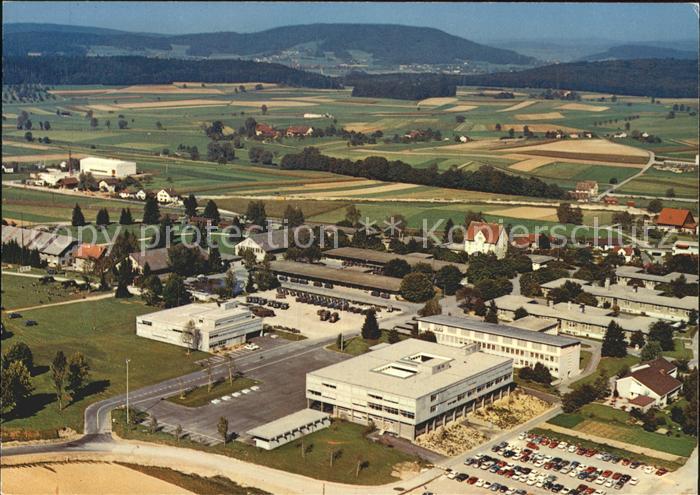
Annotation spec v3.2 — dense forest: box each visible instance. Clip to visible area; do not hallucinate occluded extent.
[280,147,564,199]
[459,59,698,98]
[346,72,457,100]
[580,44,698,62]
[3,23,535,65]
[2,56,341,88]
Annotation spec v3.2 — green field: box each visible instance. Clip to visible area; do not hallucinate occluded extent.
[569,355,640,389]
[113,410,417,485]
[0,297,207,438]
[0,273,91,310]
[547,404,696,458]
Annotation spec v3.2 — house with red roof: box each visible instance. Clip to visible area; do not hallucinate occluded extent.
[615,357,682,409]
[73,243,106,272]
[255,123,279,139]
[464,221,508,259]
[285,125,314,137]
[655,208,697,234]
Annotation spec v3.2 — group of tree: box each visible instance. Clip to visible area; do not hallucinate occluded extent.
[0,239,45,268]
[399,272,435,302]
[248,147,274,165]
[280,147,564,199]
[1,342,35,416]
[207,140,236,164]
[601,321,627,358]
[345,72,456,100]
[518,362,553,385]
[548,280,598,307]
[519,262,570,297]
[176,144,200,160]
[3,83,54,103]
[50,350,91,410]
[556,202,584,225]
[119,208,134,225]
[562,374,611,413]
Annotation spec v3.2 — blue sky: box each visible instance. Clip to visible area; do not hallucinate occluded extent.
[3,2,698,42]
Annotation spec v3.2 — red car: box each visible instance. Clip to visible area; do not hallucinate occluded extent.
[544,462,553,470]
[656,468,668,476]
[467,477,478,484]
[602,470,612,478]
[612,473,622,480]
[585,488,595,495]
[527,442,540,450]
[621,459,630,466]
[549,441,559,448]
[540,438,550,446]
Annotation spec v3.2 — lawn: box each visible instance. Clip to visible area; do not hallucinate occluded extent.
[529,427,683,471]
[0,297,207,439]
[547,403,696,458]
[113,410,417,485]
[569,355,639,389]
[327,330,405,356]
[1,273,90,310]
[166,377,258,408]
[663,339,693,361]
[579,350,593,372]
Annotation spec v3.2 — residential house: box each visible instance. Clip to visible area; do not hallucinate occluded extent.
[156,188,179,204]
[2,164,17,173]
[73,243,106,272]
[135,189,148,201]
[1,225,77,267]
[612,246,636,263]
[255,123,279,138]
[285,125,314,137]
[527,254,555,271]
[57,176,79,189]
[603,196,619,205]
[235,229,290,262]
[570,180,599,201]
[129,246,209,276]
[464,221,508,259]
[672,241,699,256]
[615,358,682,409]
[655,208,697,234]
[98,177,120,193]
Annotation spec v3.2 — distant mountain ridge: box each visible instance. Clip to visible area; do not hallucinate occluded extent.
[580,44,698,61]
[2,22,536,65]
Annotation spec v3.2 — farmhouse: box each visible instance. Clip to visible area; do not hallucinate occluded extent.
[306,339,514,440]
[655,208,696,233]
[128,246,209,276]
[416,314,581,379]
[156,188,179,203]
[570,180,598,201]
[98,177,120,193]
[80,156,136,178]
[57,176,79,189]
[270,260,403,293]
[247,409,331,451]
[540,277,699,322]
[615,358,682,409]
[135,189,148,201]
[612,245,636,263]
[286,125,314,137]
[136,300,263,351]
[1,225,77,267]
[73,243,106,272]
[492,294,657,340]
[255,123,279,138]
[323,247,467,273]
[464,221,507,259]
[235,229,291,262]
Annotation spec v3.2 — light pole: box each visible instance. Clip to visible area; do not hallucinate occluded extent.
[125,358,131,426]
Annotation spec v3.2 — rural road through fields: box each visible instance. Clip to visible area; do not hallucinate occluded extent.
[595,150,655,201]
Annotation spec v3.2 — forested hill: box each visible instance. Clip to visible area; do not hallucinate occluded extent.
[580,44,698,62]
[2,22,535,65]
[2,56,341,88]
[460,58,699,98]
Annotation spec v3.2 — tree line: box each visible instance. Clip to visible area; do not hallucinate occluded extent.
[280,147,564,199]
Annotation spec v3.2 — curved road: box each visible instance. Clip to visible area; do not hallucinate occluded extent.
[595,150,655,202]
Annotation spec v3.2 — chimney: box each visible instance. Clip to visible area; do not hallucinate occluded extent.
[567,301,572,311]
[634,285,638,292]
[579,303,585,313]
[605,278,610,289]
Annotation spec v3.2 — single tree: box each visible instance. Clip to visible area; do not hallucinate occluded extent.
[203,200,221,224]
[629,331,645,349]
[96,208,110,226]
[175,424,183,442]
[399,272,435,302]
[218,416,229,444]
[180,319,200,355]
[119,208,134,225]
[142,196,160,225]
[66,352,90,401]
[640,341,664,361]
[514,307,529,320]
[484,301,499,324]
[361,310,381,341]
[0,360,34,414]
[4,341,34,371]
[149,415,159,433]
[183,193,198,217]
[72,204,86,227]
[418,297,442,317]
[50,350,68,410]
[602,320,627,357]
[387,328,400,344]
[163,274,191,308]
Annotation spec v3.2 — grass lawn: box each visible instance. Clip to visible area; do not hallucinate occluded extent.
[267,329,307,341]
[166,377,258,408]
[118,463,271,495]
[1,273,90,310]
[663,339,693,361]
[570,355,639,389]
[579,350,593,372]
[113,410,417,485]
[529,427,683,471]
[328,330,405,356]
[547,403,696,458]
[0,297,207,439]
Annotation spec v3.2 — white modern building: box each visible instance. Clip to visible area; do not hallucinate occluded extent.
[416,315,581,379]
[541,277,699,322]
[493,294,657,340]
[80,156,136,178]
[464,221,508,260]
[136,300,262,351]
[306,339,513,440]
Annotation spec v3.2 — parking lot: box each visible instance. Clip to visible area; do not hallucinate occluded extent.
[432,430,676,495]
[134,338,349,445]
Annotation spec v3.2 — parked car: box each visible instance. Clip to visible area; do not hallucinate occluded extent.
[25,320,38,326]
[8,312,22,319]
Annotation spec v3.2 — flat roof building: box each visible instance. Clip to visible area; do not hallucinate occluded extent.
[269,260,403,293]
[136,300,262,351]
[306,339,513,440]
[80,156,136,178]
[417,314,581,379]
[323,247,467,273]
[493,294,657,340]
[615,265,699,290]
[246,409,331,450]
[541,277,698,322]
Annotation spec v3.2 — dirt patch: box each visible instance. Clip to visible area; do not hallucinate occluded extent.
[294,182,418,198]
[500,139,649,164]
[558,103,609,112]
[237,179,377,195]
[488,206,559,221]
[469,390,552,429]
[418,97,458,107]
[508,157,556,172]
[87,104,123,112]
[113,84,224,95]
[423,138,504,152]
[491,123,582,133]
[0,461,191,494]
[416,423,489,456]
[390,461,423,480]
[515,112,565,120]
[114,99,230,109]
[48,89,110,96]
[443,105,478,112]
[497,100,537,112]
[2,140,54,150]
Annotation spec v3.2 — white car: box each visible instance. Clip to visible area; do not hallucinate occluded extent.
[568,445,577,453]
[596,477,605,485]
[629,478,638,486]
[518,433,527,440]
[536,482,544,488]
[605,480,614,488]
[476,479,485,487]
[210,399,221,404]
[447,472,457,480]
[483,482,492,489]
[643,466,655,474]
[558,442,568,450]
[527,479,536,486]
